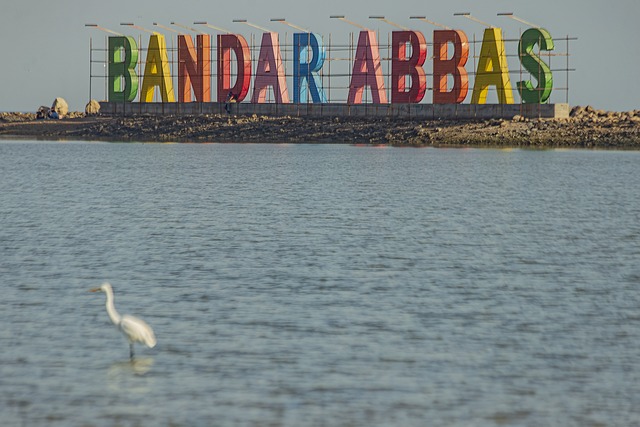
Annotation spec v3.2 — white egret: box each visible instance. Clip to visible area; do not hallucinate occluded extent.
[90,282,157,360]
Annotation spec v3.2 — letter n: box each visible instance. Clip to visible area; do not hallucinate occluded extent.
[178,34,211,102]
[108,36,139,102]
[348,30,388,104]
[391,31,427,104]
[433,30,469,104]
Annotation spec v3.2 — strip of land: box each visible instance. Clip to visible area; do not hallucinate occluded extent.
[1,106,639,148]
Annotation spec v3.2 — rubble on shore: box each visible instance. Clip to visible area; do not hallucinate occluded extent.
[0,111,84,122]
[1,106,639,148]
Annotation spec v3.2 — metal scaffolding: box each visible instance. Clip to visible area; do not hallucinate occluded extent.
[88,30,575,107]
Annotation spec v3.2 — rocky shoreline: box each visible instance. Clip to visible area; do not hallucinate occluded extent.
[1,106,639,148]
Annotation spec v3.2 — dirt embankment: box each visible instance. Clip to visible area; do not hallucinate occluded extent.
[1,106,639,148]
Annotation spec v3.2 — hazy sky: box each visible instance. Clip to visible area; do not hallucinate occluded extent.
[0,0,638,112]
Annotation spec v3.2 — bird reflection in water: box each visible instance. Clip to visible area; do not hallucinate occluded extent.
[107,357,155,393]
[109,357,154,376]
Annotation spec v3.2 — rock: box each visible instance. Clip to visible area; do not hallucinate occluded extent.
[2,112,35,122]
[85,99,100,115]
[51,98,69,118]
[570,106,585,117]
[415,126,430,137]
[512,114,523,122]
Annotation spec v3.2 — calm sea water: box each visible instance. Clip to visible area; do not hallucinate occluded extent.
[1,141,639,427]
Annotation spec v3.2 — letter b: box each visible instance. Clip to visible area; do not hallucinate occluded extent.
[108,36,138,102]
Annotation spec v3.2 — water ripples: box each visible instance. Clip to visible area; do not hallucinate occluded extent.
[1,142,640,426]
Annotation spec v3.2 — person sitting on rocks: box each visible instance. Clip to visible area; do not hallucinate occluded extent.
[48,108,59,120]
[36,106,49,120]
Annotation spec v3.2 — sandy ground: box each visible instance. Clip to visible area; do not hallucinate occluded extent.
[2,106,639,148]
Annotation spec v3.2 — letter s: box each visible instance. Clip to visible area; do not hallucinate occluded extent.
[518,28,554,104]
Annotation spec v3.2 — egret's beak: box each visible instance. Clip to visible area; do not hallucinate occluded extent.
[89,287,101,292]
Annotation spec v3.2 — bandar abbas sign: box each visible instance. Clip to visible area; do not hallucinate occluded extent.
[107,26,555,105]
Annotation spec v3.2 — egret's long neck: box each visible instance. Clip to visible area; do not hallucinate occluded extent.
[104,288,122,326]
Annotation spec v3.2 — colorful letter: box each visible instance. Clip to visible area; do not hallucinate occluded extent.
[293,33,327,103]
[433,30,469,104]
[178,34,211,103]
[348,30,388,104]
[518,28,554,104]
[391,31,427,103]
[471,28,514,104]
[252,33,290,103]
[141,34,175,103]
[217,34,252,103]
[108,36,138,102]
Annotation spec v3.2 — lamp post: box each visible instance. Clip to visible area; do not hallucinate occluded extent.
[408,16,451,30]
[152,22,179,33]
[329,15,368,30]
[270,18,309,33]
[120,23,158,35]
[171,22,207,34]
[194,21,231,34]
[497,13,539,28]
[368,16,408,30]
[453,12,494,28]
[232,19,273,33]
[84,23,121,35]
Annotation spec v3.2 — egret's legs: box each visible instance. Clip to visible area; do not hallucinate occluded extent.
[130,344,135,360]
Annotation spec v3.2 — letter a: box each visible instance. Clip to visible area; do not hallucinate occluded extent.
[141,34,176,103]
[348,30,388,104]
[471,28,514,104]
[252,33,290,103]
